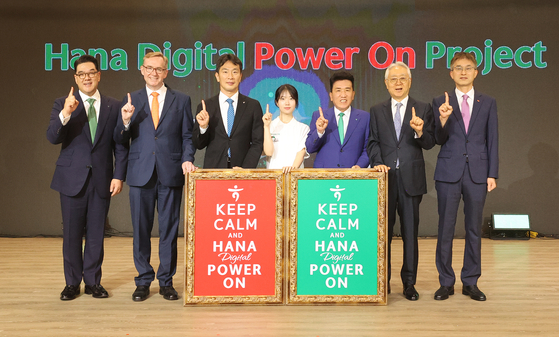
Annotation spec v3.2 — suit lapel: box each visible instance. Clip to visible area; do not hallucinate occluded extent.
[210,95,227,135]
[328,108,342,146]
[343,108,360,146]
[382,100,399,144]
[449,92,467,135]
[93,95,110,147]
[468,92,483,133]
[134,88,149,125]
[74,95,94,147]
[231,94,247,136]
[159,85,175,129]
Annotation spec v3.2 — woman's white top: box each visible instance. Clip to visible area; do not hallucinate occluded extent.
[266,117,310,169]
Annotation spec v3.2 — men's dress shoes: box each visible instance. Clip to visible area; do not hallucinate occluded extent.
[60,285,80,301]
[132,286,150,302]
[85,284,109,298]
[159,286,179,300]
[462,285,487,301]
[434,286,454,300]
[403,284,419,301]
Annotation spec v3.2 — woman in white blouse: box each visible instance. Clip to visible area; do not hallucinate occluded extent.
[262,84,310,173]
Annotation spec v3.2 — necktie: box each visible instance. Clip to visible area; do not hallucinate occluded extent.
[151,92,160,129]
[86,98,97,144]
[394,102,402,140]
[226,98,234,157]
[338,112,345,145]
[394,102,402,168]
[461,94,470,133]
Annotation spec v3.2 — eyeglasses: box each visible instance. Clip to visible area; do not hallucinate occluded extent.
[75,71,99,79]
[387,77,409,85]
[143,66,166,74]
[452,66,476,73]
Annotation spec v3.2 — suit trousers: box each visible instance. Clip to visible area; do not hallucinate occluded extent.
[387,169,422,285]
[60,172,109,286]
[435,164,487,287]
[129,169,182,287]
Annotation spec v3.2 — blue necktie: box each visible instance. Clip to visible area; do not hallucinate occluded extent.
[394,102,402,168]
[394,102,402,140]
[226,98,234,157]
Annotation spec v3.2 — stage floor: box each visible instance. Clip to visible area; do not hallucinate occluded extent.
[0,237,558,336]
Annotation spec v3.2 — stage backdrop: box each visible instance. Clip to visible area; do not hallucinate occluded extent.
[1,0,558,237]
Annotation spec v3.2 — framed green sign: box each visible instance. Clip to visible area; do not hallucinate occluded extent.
[286,169,387,304]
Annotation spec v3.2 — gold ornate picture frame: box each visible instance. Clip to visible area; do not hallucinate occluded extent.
[286,169,388,305]
[184,169,285,305]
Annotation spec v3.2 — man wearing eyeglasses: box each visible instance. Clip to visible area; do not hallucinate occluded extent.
[367,62,435,300]
[432,52,498,302]
[114,51,196,302]
[47,55,128,300]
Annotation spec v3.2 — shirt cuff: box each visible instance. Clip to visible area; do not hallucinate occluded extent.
[59,111,70,125]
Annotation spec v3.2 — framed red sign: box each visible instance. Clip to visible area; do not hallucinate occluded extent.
[184,170,285,304]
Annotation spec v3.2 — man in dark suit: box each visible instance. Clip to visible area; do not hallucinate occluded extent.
[306,71,370,168]
[368,62,435,300]
[114,52,196,302]
[47,55,128,300]
[432,52,498,301]
[193,54,263,168]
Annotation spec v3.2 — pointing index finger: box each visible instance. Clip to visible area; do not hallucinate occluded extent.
[444,91,449,105]
[201,99,206,111]
[127,93,132,105]
[266,104,269,114]
[412,107,416,118]
[319,107,323,118]
[68,87,74,97]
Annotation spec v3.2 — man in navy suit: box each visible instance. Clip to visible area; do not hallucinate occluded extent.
[47,55,128,300]
[432,52,498,301]
[306,71,369,168]
[193,54,263,169]
[368,62,435,300]
[114,52,196,301]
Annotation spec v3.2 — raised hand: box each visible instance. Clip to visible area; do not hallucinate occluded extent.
[121,93,135,124]
[62,87,79,118]
[409,107,424,136]
[196,99,210,128]
[439,92,453,126]
[316,107,329,134]
[262,104,272,127]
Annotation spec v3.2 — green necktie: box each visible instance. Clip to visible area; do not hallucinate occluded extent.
[87,98,97,144]
[338,112,345,145]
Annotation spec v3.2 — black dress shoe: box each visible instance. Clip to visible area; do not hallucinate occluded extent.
[159,286,179,300]
[85,284,109,298]
[403,284,419,301]
[132,286,150,302]
[60,285,80,301]
[434,286,454,300]
[462,285,486,301]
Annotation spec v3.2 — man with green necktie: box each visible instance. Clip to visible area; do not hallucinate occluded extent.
[47,54,128,301]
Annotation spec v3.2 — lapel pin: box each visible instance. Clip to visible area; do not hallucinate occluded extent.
[477,100,480,102]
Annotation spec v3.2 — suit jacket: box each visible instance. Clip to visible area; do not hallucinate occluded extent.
[47,93,128,198]
[192,93,264,168]
[305,107,370,168]
[432,90,498,184]
[367,97,435,196]
[114,85,195,187]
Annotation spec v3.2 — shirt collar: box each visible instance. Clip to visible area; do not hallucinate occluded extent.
[78,89,100,104]
[455,87,474,100]
[391,96,409,109]
[219,91,239,104]
[334,106,351,117]
[146,84,167,97]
